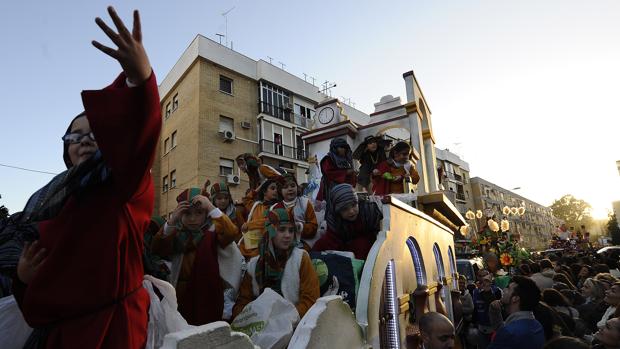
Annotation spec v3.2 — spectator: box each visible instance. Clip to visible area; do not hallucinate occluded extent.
[472,273,503,348]
[531,259,555,291]
[543,289,580,319]
[554,273,577,290]
[488,276,545,349]
[594,264,611,275]
[543,336,590,349]
[578,278,609,333]
[595,273,618,291]
[593,317,620,349]
[419,312,455,349]
[597,282,620,329]
[577,265,594,289]
[459,275,474,322]
[519,264,532,277]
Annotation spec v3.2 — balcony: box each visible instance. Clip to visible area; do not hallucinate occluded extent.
[456,192,466,202]
[259,101,314,129]
[259,139,307,161]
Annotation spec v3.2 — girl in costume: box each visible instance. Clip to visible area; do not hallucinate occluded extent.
[151,188,242,323]
[373,141,420,195]
[317,138,356,203]
[205,179,246,241]
[272,173,318,242]
[353,135,388,193]
[232,208,320,320]
[239,177,282,259]
[312,184,383,259]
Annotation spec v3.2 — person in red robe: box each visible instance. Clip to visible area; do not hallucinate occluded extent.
[13,7,160,348]
[316,138,357,203]
[373,141,420,196]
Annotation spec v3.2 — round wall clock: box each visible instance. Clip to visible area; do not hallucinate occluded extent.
[318,107,335,124]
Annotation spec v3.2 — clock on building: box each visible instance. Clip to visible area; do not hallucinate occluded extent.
[318,107,335,124]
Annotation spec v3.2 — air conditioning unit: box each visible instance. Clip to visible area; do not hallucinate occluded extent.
[226,174,241,185]
[240,121,252,129]
[221,130,235,142]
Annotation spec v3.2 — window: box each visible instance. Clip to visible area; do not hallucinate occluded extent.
[219,115,234,133]
[219,75,233,94]
[274,133,283,156]
[448,247,458,289]
[170,170,176,188]
[164,137,170,154]
[162,176,169,192]
[172,93,179,111]
[219,158,234,176]
[165,102,171,119]
[171,131,177,148]
[260,81,290,120]
[407,237,426,286]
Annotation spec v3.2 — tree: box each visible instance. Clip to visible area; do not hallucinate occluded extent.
[0,194,8,220]
[608,213,620,245]
[550,194,593,230]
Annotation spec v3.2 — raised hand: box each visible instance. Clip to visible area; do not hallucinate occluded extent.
[92,7,152,85]
[169,201,191,226]
[17,241,47,284]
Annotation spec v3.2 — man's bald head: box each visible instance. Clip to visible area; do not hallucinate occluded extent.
[419,312,455,349]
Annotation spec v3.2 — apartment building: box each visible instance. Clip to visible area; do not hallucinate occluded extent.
[154,35,326,216]
[435,148,475,216]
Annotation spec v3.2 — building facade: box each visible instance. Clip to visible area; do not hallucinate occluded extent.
[435,148,475,216]
[154,35,326,216]
[469,177,556,250]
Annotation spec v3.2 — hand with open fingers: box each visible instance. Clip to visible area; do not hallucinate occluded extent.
[17,241,47,284]
[192,195,215,211]
[92,6,152,85]
[169,201,191,226]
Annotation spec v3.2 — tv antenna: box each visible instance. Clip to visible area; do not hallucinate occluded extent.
[278,61,286,70]
[222,6,235,48]
[215,33,224,45]
[267,56,273,64]
[319,80,337,96]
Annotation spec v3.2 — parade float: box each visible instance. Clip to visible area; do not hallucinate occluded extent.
[155,70,467,349]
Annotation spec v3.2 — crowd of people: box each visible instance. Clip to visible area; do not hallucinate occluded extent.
[445,250,620,349]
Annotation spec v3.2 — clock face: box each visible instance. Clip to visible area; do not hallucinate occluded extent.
[318,107,335,124]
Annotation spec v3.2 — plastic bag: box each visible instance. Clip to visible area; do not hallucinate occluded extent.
[0,295,33,349]
[143,275,193,349]
[231,288,300,349]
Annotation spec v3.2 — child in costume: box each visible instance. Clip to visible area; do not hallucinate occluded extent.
[151,187,243,324]
[272,173,318,242]
[312,184,383,259]
[232,208,320,320]
[373,141,420,195]
[354,135,388,193]
[205,179,245,241]
[317,138,357,203]
[239,177,281,259]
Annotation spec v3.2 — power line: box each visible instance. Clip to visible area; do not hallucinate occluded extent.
[0,163,58,175]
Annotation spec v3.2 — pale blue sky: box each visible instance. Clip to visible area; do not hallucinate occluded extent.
[1,0,619,218]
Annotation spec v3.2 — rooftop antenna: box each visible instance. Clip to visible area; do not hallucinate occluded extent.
[319,80,337,96]
[267,56,273,64]
[303,73,308,82]
[222,6,235,48]
[215,33,224,45]
[278,61,286,70]
[310,76,316,86]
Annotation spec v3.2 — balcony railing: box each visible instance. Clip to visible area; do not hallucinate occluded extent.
[456,192,466,201]
[259,139,307,161]
[259,101,314,129]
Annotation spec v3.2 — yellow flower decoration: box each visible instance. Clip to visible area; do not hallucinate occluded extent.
[476,210,483,219]
[502,206,511,215]
[518,207,526,216]
[510,207,518,215]
[465,210,475,220]
[460,225,470,236]
[500,253,513,266]
[500,219,510,232]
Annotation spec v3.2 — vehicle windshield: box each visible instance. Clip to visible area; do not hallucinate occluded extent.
[457,261,474,282]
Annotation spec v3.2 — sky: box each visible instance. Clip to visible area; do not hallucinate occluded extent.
[1,0,619,219]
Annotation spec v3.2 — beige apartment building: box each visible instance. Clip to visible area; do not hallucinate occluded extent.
[469,177,557,250]
[154,35,326,216]
[435,147,475,216]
